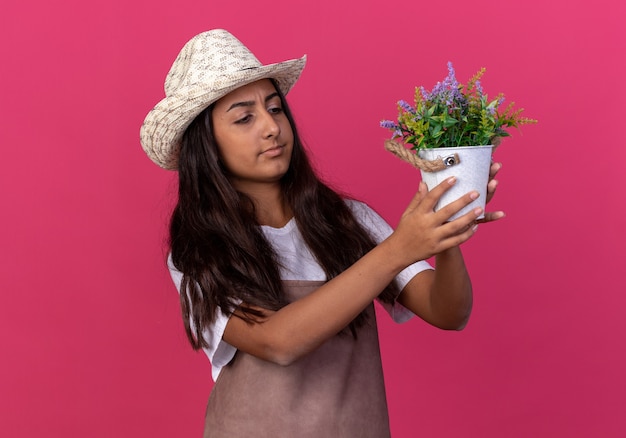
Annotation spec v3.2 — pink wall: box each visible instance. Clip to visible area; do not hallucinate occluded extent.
[2,0,625,436]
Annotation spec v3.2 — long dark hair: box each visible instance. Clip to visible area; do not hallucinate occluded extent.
[169,80,398,349]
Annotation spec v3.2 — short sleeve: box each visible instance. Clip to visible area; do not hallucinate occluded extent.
[346,200,434,323]
[167,254,237,381]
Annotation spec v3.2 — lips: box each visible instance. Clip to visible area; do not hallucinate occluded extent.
[260,145,285,156]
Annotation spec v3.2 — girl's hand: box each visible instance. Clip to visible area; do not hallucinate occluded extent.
[486,161,501,204]
[480,161,505,224]
[391,177,483,264]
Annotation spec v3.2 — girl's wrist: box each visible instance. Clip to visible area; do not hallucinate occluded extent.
[377,233,417,275]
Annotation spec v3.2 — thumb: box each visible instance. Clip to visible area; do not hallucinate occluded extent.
[404,181,428,214]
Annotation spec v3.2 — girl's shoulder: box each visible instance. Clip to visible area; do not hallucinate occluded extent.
[343,198,384,223]
[343,198,370,216]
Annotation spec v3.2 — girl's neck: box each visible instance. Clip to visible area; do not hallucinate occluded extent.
[237,182,293,228]
[256,203,293,228]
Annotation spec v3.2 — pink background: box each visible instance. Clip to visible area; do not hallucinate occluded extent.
[2,0,625,436]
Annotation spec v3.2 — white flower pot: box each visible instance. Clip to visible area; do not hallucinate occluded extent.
[418,145,493,221]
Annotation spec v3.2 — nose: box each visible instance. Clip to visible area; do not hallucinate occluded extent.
[261,110,280,139]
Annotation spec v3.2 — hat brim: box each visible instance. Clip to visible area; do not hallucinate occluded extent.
[140,55,306,170]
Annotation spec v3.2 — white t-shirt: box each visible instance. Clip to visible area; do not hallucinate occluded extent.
[168,200,433,381]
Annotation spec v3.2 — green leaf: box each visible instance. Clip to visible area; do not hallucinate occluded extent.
[443,117,458,128]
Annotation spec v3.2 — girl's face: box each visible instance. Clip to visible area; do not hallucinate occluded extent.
[212,79,294,192]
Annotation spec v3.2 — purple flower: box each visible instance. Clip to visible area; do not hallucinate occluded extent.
[446,62,458,86]
[475,80,484,96]
[380,120,398,129]
[430,81,444,99]
[429,62,465,107]
[379,62,536,149]
[398,100,414,113]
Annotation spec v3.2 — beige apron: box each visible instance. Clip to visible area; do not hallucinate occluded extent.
[203,280,391,438]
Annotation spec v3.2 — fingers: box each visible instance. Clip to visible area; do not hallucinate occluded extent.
[489,162,502,180]
[395,180,476,260]
[486,162,501,204]
[397,175,504,260]
[486,179,498,203]
[415,177,458,214]
[436,207,483,248]
[433,187,480,223]
[443,205,482,233]
[401,181,429,217]
[424,175,505,226]
[476,210,506,224]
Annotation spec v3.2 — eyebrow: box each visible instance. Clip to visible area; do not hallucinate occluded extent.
[226,92,280,112]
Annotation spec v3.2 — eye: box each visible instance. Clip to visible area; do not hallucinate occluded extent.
[268,106,283,115]
[235,114,252,124]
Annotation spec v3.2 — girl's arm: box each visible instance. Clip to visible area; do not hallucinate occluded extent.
[223,177,483,366]
[397,161,505,329]
[396,247,473,330]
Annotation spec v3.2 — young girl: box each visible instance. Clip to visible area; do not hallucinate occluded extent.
[140,29,503,437]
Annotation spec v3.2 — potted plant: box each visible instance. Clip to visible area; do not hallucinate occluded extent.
[380,62,536,219]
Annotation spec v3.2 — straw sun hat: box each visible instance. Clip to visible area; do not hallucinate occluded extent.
[140,29,307,170]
